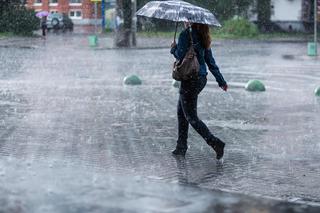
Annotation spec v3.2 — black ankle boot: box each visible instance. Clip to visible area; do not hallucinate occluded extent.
[172,148,187,156]
[208,137,225,160]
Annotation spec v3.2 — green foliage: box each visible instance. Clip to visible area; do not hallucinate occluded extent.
[0,32,13,38]
[0,0,21,11]
[219,18,258,37]
[0,4,39,35]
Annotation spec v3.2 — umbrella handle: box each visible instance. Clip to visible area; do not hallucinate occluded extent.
[173,22,178,42]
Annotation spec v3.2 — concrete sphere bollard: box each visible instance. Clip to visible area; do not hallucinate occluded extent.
[245,80,266,92]
[123,75,142,85]
[315,87,320,96]
[172,80,180,88]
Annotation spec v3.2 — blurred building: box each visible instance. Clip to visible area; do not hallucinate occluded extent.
[271,0,319,31]
[250,0,320,32]
[26,0,116,25]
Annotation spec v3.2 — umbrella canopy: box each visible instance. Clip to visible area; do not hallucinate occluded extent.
[136,0,221,27]
[36,11,49,18]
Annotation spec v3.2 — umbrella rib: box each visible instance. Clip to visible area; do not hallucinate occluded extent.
[176,1,181,23]
[174,1,182,42]
[173,2,181,42]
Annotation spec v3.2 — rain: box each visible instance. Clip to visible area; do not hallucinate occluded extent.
[1,0,320,212]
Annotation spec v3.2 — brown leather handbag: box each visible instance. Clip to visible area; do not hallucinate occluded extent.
[172,30,200,81]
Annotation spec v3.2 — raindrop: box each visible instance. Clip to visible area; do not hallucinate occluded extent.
[26,161,32,168]
[47,188,53,195]
[288,197,301,202]
[315,87,320,96]
[92,176,98,184]
[172,80,180,88]
[216,158,224,165]
[0,168,6,177]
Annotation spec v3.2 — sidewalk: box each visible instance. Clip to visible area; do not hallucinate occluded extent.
[0,157,319,213]
[1,29,320,213]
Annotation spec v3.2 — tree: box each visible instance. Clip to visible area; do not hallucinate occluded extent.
[137,0,149,10]
[0,0,20,13]
[0,0,39,35]
[256,0,272,32]
[115,0,133,47]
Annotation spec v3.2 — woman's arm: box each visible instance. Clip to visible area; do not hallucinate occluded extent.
[204,48,227,87]
[170,30,189,61]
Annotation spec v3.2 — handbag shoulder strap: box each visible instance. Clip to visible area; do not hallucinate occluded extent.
[187,27,194,46]
[187,27,198,56]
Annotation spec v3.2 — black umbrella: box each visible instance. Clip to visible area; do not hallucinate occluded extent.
[136,0,221,41]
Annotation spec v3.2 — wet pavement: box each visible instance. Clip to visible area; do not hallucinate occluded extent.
[0,30,320,212]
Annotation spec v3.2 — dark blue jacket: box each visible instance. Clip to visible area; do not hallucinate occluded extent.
[170,28,226,87]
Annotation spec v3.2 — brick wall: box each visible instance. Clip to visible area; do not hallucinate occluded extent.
[58,0,70,14]
[26,0,99,20]
[82,0,94,19]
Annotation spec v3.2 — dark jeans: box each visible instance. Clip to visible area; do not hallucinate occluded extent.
[42,26,47,36]
[176,75,215,150]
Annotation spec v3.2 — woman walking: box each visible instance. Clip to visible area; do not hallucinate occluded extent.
[170,22,228,160]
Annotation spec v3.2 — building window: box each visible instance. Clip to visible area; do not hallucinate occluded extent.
[69,10,82,19]
[34,0,42,4]
[69,0,82,4]
[49,0,58,6]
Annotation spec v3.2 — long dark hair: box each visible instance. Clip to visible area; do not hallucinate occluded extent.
[192,23,211,49]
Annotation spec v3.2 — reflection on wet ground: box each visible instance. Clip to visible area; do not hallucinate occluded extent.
[0,33,320,211]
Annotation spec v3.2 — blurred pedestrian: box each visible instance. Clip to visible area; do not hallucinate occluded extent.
[170,22,228,160]
[41,16,47,38]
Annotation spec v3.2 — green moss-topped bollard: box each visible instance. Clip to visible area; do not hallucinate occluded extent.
[172,80,180,88]
[315,87,320,96]
[123,75,142,85]
[245,80,266,92]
